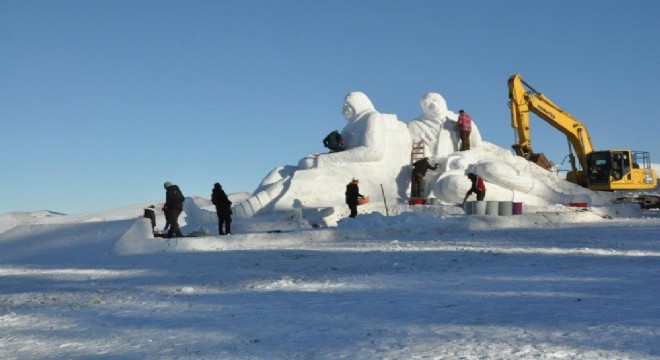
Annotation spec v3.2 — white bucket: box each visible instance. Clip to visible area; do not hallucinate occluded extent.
[498,201,513,216]
[463,201,474,215]
[486,201,499,216]
[474,201,487,215]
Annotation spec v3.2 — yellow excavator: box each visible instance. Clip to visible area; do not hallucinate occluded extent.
[508,74,657,192]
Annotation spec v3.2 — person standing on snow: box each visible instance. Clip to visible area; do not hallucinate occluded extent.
[163,181,185,238]
[345,178,365,219]
[211,182,233,235]
[411,157,439,198]
[457,109,472,151]
[464,173,486,202]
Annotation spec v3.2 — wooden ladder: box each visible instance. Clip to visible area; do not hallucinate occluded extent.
[411,140,426,164]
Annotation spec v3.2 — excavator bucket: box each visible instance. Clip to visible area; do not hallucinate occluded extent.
[529,153,554,170]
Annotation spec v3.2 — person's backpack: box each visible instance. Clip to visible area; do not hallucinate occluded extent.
[332,130,343,144]
[171,186,185,203]
[324,130,344,151]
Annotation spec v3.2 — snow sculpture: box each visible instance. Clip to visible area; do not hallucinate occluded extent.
[402,92,615,207]
[232,90,617,219]
[406,92,483,197]
[233,92,412,218]
[407,92,482,158]
[430,142,616,207]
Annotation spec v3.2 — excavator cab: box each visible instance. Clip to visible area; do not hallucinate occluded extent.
[587,150,657,191]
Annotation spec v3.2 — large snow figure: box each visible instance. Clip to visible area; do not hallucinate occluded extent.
[233,92,411,218]
[232,90,616,219]
[408,92,482,158]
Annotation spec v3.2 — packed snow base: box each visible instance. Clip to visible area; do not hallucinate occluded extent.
[1,203,659,359]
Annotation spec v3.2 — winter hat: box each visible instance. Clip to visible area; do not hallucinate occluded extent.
[214,182,222,189]
[164,181,173,189]
[459,109,465,114]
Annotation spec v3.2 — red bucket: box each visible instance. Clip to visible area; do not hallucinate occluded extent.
[569,202,588,208]
[408,198,426,205]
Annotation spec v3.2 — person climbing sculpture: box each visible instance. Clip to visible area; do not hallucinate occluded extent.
[411,157,439,198]
[457,109,473,151]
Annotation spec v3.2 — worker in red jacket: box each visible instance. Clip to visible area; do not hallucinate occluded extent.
[457,109,472,151]
[465,172,486,201]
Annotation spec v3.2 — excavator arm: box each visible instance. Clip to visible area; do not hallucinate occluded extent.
[508,74,594,185]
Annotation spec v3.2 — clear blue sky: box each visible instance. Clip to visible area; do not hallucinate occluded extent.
[2,0,659,214]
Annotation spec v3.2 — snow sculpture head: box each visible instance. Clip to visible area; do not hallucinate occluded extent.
[342,92,376,122]
[421,92,448,118]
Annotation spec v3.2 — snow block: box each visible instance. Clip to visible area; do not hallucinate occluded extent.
[113,218,167,255]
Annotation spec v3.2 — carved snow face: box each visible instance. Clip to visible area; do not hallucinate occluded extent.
[421,93,448,118]
[342,92,375,121]
[342,102,355,121]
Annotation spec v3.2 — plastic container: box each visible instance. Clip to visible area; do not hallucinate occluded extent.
[358,195,369,206]
[512,202,523,215]
[498,201,513,216]
[568,202,588,208]
[464,201,474,215]
[486,201,499,216]
[474,201,487,215]
[409,198,426,205]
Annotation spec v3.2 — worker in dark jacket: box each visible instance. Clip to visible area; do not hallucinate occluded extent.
[211,182,233,235]
[323,130,346,152]
[345,178,365,219]
[163,181,185,238]
[465,173,486,202]
[411,157,439,198]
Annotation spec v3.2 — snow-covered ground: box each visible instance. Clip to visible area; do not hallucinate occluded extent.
[1,199,659,359]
